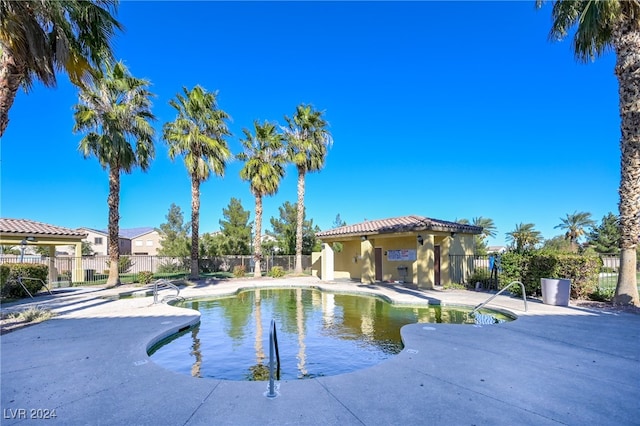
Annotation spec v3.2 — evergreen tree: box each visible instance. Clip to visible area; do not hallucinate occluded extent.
[199,232,227,257]
[331,214,346,253]
[219,197,251,255]
[157,203,190,257]
[268,201,320,255]
[587,213,621,254]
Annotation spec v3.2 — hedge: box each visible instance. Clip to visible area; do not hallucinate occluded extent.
[0,263,49,299]
[499,252,600,299]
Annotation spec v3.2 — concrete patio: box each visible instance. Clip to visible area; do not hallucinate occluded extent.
[1,276,639,425]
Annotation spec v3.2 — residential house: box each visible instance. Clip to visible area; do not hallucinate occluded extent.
[77,227,161,256]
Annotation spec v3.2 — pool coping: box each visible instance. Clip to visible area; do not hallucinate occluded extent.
[2,276,639,425]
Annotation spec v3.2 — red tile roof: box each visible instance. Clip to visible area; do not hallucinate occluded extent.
[316,215,482,238]
[0,218,87,238]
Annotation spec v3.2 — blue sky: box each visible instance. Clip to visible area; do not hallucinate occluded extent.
[1,1,619,246]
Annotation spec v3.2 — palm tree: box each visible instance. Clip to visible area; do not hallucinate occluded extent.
[457,217,496,254]
[163,86,231,279]
[472,217,497,241]
[506,223,542,253]
[0,0,122,137]
[238,121,287,278]
[536,1,640,305]
[73,61,156,286]
[554,211,596,251]
[283,104,333,274]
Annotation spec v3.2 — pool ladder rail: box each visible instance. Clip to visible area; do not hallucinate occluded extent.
[266,318,281,398]
[152,279,184,304]
[471,280,528,316]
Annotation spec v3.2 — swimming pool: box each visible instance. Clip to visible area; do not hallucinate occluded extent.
[148,288,512,381]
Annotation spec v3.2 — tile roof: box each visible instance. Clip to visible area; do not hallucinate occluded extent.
[0,218,88,238]
[316,215,482,238]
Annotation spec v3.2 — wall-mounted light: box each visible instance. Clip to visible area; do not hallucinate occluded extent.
[417,235,424,246]
[450,232,457,238]
[321,243,326,249]
[361,235,367,241]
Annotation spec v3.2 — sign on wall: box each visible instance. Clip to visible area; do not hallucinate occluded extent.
[387,249,417,261]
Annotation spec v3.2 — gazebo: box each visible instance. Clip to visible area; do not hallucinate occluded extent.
[0,218,87,283]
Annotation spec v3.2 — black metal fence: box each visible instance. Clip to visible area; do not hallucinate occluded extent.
[0,254,312,285]
[449,253,622,291]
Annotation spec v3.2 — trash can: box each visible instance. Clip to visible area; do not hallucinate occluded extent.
[540,278,571,306]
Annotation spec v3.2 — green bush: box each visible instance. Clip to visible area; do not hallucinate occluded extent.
[0,263,48,299]
[468,268,491,288]
[138,271,154,285]
[105,255,134,273]
[268,266,285,278]
[158,262,185,274]
[233,265,246,278]
[499,251,600,299]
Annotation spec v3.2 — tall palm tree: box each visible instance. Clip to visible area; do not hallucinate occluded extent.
[554,211,596,251]
[0,0,122,137]
[238,121,287,278]
[283,104,333,274]
[73,61,156,286]
[163,86,231,279]
[536,0,640,305]
[506,223,542,253]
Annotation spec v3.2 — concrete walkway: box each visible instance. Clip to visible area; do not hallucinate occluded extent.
[1,277,639,425]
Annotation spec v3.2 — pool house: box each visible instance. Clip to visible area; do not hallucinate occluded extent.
[313,215,482,289]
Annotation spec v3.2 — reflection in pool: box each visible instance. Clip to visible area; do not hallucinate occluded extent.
[148,288,511,381]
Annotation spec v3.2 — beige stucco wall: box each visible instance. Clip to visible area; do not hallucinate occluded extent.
[319,231,477,289]
[131,231,161,255]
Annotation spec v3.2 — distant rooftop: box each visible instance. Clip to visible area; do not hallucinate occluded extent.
[78,226,156,239]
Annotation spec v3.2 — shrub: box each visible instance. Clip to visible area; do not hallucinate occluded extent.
[268,266,285,278]
[0,264,48,299]
[138,271,154,285]
[589,286,614,302]
[468,268,491,288]
[233,265,246,278]
[157,261,185,274]
[105,255,134,273]
[499,251,600,299]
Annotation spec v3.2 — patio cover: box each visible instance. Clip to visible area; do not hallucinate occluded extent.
[0,218,87,283]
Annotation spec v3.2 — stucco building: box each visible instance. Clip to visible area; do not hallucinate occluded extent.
[313,215,482,289]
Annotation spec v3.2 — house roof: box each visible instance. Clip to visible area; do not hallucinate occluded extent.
[0,218,88,238]
[316,215,482,239]
[78,226,156,239]
[118,227,156,239]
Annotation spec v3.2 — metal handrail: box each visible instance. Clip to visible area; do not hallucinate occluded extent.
[152,279,181,304]
[471,280,527,315]
[13,276,53,299]
[266,318,281,398]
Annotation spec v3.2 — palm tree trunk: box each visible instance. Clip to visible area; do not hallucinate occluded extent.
[613,17,640,306]
[295,167,305,274]
[0,50,24,138]
[190,176,200,279]
[107,166,121,286]
[254,195,263,278]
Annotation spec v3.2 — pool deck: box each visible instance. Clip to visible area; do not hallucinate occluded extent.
[1,276,639,425]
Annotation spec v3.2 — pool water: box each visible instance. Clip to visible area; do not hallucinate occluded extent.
[148,288,511,381]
